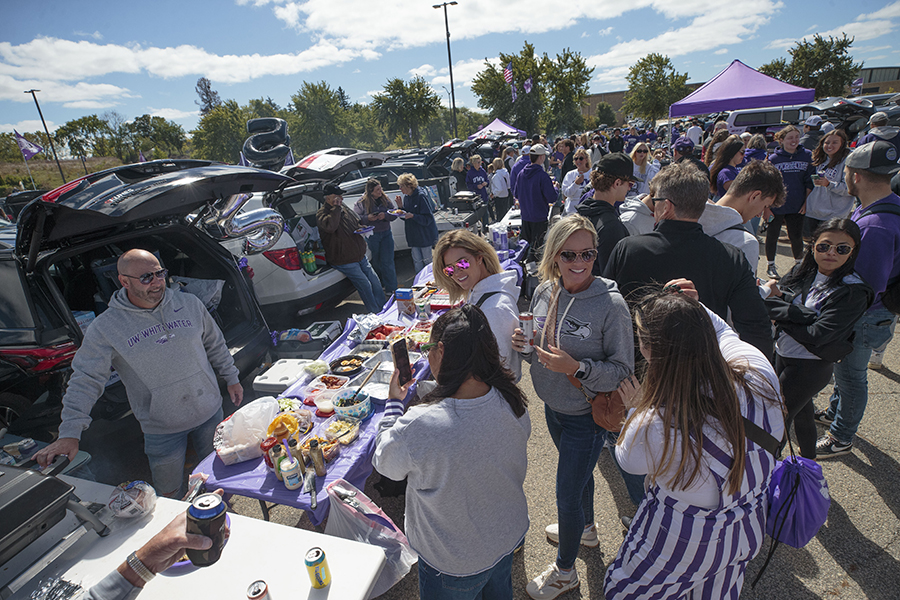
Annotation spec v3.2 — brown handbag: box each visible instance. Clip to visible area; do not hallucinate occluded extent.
[567,375,627,433]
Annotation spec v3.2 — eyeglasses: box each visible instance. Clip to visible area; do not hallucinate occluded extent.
[651,197,676,206]
[421,341,439,352]
[815,242,854,255]
[635,149,648,154]
[442,258,471,277]
[559,249,598,263]
[121,268,168,285]
[574,156,587,161]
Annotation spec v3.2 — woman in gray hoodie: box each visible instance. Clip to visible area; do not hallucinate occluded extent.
[513,215,634,599]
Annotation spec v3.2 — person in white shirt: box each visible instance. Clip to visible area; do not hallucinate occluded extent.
[686,120,703,146]
[561,148,592,214]
[491,157,512,221]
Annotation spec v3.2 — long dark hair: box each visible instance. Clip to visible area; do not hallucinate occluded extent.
[361,178,387,213]
[811,130,850,169]
[422,304,527,418]
[709,135,745,194]
[780,218,862,291]
[626,291,780,495]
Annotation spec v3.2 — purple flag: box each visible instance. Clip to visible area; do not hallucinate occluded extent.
[138,150,147,162]
[285,148,296,167]
[524,77,533,93]
[238,151,250,166]
[511,82,518,103]
[14,130,43,161]
[851,77,863,95]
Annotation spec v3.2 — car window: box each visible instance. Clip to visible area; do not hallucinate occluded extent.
[287,193,321,218]
[0,259,36,328]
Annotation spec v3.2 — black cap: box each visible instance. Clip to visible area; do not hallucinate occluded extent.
[594,152,639,182]
[323,183,346,196]
[846,141,900,176]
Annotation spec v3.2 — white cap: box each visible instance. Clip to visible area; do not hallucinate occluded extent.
[529,144,550,155]
[804,115,823,127]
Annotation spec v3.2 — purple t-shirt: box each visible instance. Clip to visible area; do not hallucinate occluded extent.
[716,165,740,198]
[852,193,900,310]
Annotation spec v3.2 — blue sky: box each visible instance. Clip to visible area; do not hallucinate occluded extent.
[2,0,899,141]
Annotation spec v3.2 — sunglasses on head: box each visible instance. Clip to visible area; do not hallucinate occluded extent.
[559,249,598,263]
[815,242,854,255]
[122,268,168,285]
[443,258,471,277]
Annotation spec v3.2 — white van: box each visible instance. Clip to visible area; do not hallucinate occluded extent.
[725,105,812,135]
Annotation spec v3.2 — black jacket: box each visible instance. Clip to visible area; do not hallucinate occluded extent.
[609,136,625,154]
[676,155,710,179]
[766,269,874,363]
[603,220,773,358]
[576,198,629,275]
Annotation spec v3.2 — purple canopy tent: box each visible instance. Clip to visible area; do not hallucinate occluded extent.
[468,117,526,139]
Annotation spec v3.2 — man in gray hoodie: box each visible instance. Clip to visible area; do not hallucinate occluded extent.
[35,249,243,497]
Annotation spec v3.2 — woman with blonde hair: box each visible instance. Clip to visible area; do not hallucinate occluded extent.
[512,215,633,599]
[561,148,592,214]
[354,178,399,294]
[433,229,520,378]
[450,156,467,195]
[491,157,512,221]
[629,142,659,196]
[396,173,439,273]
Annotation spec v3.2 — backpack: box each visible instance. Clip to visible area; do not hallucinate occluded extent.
[858,202,900,314]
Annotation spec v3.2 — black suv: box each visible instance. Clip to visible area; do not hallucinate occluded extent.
[0,160,290,438]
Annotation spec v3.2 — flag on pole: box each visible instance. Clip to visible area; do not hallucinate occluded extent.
[851,77,863,95]
[138,150,147,162]
[239,151,250,166]
[14,130,43,161]
[503,63,513,84]
[285,148,296,167]
[524,77,533,93]
[511,82,518,103]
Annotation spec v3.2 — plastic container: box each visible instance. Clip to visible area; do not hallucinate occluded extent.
[314,390,337,414]
[322,415,361,445]
[312,374,350,390]
[332,388,373,420]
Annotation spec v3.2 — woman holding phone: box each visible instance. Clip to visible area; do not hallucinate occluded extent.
[805,130,853,232]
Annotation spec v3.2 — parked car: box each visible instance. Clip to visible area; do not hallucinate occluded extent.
[0,159,289,438]
[1,189,46,221]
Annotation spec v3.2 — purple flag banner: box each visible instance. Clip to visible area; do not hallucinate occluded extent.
[285,148,296,167]
[524,77,533,93]
[851,77,863,95]
[238,151,250,166]
[511,82,518,103]
[138,150,147,162]
[14,130,43,161]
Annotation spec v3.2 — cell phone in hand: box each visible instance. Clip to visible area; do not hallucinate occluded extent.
[392,339,413,386]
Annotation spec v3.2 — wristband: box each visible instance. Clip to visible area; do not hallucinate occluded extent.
[127,551,155,583]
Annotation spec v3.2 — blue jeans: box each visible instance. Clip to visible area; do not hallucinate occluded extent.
[544,405,607,570]
[410,246,433,275]
[826,306,895,444]
[606,430,646,506]
[144,406,223,498]
[366,229,397,294]
[333,257,385,313]
[418,552,514,600]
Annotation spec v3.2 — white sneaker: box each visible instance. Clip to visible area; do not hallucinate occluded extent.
[526,563,579,599]
[544,523,599,547]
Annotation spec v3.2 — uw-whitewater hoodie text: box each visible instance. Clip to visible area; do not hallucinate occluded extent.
[58,288,239,439]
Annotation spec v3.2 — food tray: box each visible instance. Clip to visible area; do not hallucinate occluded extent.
[321,414,361,445]
[312,374,350,390]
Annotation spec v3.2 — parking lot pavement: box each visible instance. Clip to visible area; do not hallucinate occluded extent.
[76,242,900,599]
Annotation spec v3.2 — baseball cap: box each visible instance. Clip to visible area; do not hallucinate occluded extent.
[804,115,823,127]
[595,152,639,182]
[671,136,695,154]
[821,121,835,134]
[869,111,889,126]
[529,144,551,155]
[323,183,346,196]
[846,140,900,175]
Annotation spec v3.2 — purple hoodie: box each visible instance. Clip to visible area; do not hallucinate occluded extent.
[852,193,900,311]
[768,146,814,214]
[517,163,557,222]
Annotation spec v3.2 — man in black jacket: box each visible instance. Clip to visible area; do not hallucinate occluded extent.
[603,161,773,358]
[577,153,637,274]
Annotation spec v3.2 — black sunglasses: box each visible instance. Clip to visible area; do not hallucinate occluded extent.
[651,197,676,206]
[559,249,598,263]
[815,243,854,255]
[121,268,168,285]
[574,156,587,161]
[635,149,648,153]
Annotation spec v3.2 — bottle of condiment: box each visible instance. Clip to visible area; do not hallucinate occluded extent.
[271,445,285,481]
[309,439,327,477]
[287,437,306,474]
[281,453,304,490]
[261,437,280,472]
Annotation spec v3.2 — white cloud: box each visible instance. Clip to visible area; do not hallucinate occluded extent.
[409,64,437,78]
[855,45,892,54]
[767,7,898,50]
[868,55,888,60]
[365,89,383,98]
[429,57,501,88]
[0,74,136,105]
[0,119,55,134]
[714,48,728,55]
[599,26,613,36]
[148,107,199,121]
[581,32,589,38]
[73,30,103,40]
[63,100,118,109]
[857,1,900,21]
[806,24,818,32]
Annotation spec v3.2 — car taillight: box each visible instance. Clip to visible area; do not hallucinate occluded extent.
[0,342,78,372]
[40,176,89,203]
[262,247,303,270]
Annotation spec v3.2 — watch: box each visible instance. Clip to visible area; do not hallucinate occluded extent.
[574,361,589,380]
[127,551,155,584]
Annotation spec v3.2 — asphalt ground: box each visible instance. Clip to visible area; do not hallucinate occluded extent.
[71,234,900,599]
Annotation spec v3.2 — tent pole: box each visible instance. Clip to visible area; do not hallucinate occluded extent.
[668,108,673,151]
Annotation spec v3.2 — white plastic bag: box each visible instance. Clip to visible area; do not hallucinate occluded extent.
[325,479,417,598]
[213,396,279,465]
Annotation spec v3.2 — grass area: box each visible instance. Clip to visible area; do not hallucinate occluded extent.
[0,157,123,195]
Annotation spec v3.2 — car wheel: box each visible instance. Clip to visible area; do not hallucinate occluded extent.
[0,392,31,429]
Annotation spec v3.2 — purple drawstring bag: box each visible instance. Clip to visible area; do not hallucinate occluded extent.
[766,455,830,548]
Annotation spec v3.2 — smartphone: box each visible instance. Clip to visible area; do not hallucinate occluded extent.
[391,339,413,386]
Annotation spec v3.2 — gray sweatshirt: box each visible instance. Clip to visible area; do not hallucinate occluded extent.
[58,288,239,439]
[619,194,655,236]
[699,202,759,268]
[525,277,634,415]
[373,388,530,576]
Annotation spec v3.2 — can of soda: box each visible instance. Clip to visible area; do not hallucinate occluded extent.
[519,312,534,354]
[185,493,228,567]
[500,229,509,251]
[305,547,331,588]
[247,580,269,600]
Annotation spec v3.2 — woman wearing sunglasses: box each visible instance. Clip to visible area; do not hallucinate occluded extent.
[512,215,634,599]
[561,149,592,214]
[762,219,873,459]
[374,304,530,600]
[433,230,521,379]
[629,143,658,197]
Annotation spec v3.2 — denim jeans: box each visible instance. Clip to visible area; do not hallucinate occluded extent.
[333,257,385,313]
[366,229,397,294]
[418,551,514,600]
[605,430,646,505]
[144,406,223,498]
[544,405,607,570]
[410,246,433,275]
[826,306,895,444]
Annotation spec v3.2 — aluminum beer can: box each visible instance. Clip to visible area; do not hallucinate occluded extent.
[305,547,331,588]
[247,580,269,600]
[519,312,534,354]
[185,493,228,567]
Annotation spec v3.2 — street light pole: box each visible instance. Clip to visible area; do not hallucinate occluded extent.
[434,1,458,140]
[24,89,66,184]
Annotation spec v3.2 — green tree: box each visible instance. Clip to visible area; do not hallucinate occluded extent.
[759,34,862,98]
[195,77,222,116]
[595,102,618,127]
[544,48,594,136]
[371,76,441,146]
[55,115,113,158]
[622,53,690,126]
[0,131,49,161]
[345,103,385,150]
[191,100,249,162]
[290,81,350,155]
[127,114,187,159]
[247,97,283,119]
[337,87,352,111]
[471,42,548,135]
